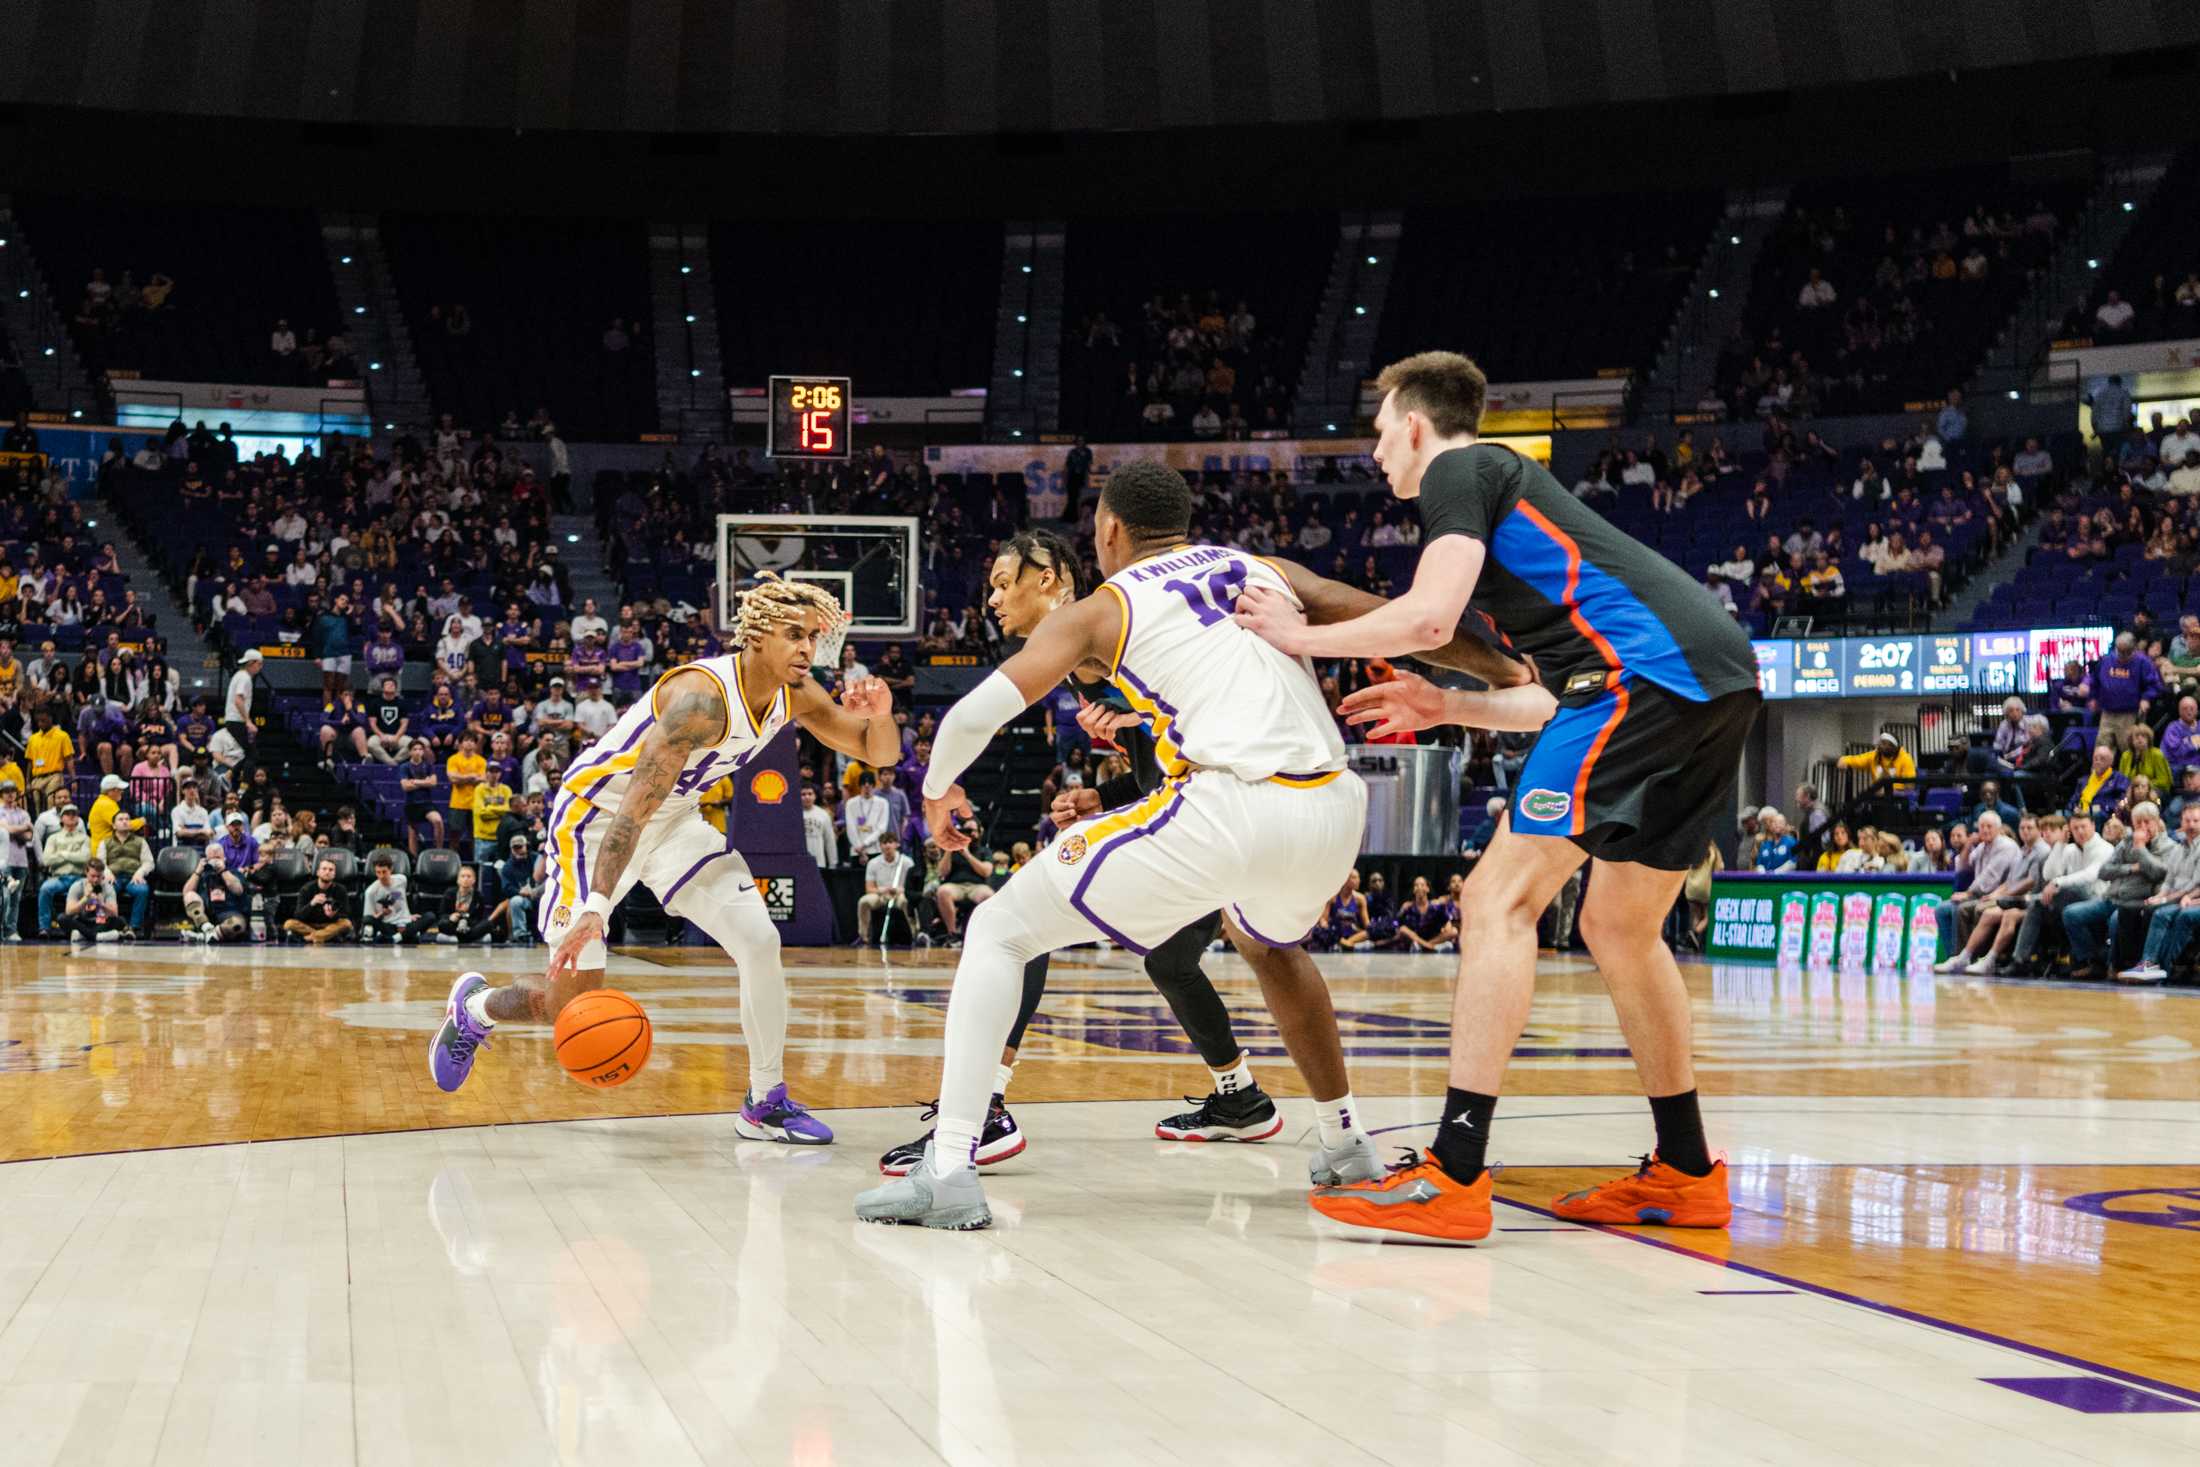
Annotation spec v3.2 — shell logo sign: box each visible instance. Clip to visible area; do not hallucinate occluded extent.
[749,768,789,804]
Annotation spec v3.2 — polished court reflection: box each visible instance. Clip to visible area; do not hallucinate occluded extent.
[2,944,2199,1463]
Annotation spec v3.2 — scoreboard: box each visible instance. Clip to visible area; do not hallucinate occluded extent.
[1750,625,2111,701]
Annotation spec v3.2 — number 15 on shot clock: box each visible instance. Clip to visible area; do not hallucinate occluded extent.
[767,374,853,461]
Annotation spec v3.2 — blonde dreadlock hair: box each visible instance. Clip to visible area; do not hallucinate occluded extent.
[733,571,849,651]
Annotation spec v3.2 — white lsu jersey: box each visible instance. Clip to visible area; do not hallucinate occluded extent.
[555,651,791,817]
[1098,544,1346,783]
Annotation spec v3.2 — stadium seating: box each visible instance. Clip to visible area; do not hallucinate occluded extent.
[1058,211,1335,440]
[15,195,344,384]
[1719,167,2090,416]
[1374,192,1722,383]
[381,213,656,439]
[712,219,1001,394]
[2076,149,2200,345]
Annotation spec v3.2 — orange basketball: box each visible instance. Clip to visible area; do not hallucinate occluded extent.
[554,989,652,1088]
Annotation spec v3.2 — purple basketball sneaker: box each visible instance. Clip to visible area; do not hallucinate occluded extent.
[734,1083,834,1144]
[429,972,493,1093]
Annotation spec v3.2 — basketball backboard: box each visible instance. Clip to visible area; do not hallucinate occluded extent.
[717,515,920,637]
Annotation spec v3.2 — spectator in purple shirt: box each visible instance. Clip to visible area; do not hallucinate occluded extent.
[213,811,259,872]
[498,605,535,681]
[2163,695,2200,779]
[2046,659,2091,714]
[607,620,648,701]
[2093,632,2164,748]
[363,625,406,682]
[75,698,131,778]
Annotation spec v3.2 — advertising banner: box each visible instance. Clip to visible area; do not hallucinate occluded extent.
[1708,873,1954,966]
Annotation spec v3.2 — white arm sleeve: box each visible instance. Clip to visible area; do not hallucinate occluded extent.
[924,671,1030,799]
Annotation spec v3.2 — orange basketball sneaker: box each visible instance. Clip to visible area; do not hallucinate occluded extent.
[1550,1154,1731,1227]
[1308,1149,1492,1243]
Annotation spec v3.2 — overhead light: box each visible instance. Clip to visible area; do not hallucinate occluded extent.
[689,368,701,378]
[566,533,580,544]
[42,347,53,357]
[1354,305,1367,316]
[70,410,82,419]
[1366,255,1378,265]
[1012,368,1024,377]
[1020,265,1032,274]
[1016,314,1026,323]
[684,313,696,323]
[2088,258,2100,269]
[680,264,692,275]
[16,289,27,299]
[1730,235,1740,245]
[383,422,394,430]
[2007,390,2020,400]
[86,519,96,528]
[1325,422,1338,432]
[1010,430,1023,438]
[1709,288,1721,299]
[369,361,381,371]
[353,305,366,315]
[340,254,353,265]
[2122,201,2135,212]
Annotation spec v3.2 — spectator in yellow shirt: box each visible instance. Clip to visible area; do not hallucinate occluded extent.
[471,776,512,863]
[1838,731,1918,791]
[87,773,127,849]
[445,734,487,825]
[0,753,24,798]
[0,636,20,697]
[26,706,74,813]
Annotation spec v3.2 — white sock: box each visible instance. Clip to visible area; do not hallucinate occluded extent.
[1211,1054,1254,1095]
[747,1064,784,1099]
[994,1062,1014,1099]
[1313,1093,1361,1150]
[931,1120,980,1178]
[463,988,495,1027]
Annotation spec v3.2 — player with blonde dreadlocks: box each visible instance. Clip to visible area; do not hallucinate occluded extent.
[430,570,902,1143]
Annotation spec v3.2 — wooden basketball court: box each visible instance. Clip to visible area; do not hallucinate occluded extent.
[2,942,2198,1463]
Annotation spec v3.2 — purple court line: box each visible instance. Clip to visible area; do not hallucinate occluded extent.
[1500,1226,1587,1233]
[1491,1193,2200,1409]
[1699,1288,1797,1295]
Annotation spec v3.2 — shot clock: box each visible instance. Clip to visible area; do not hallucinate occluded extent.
[767,375,852,460]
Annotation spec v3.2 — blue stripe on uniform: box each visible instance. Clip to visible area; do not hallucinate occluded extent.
[1511,688,1619,837]
[1489,512,1709,701]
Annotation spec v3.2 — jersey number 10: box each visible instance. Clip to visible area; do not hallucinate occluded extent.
[1163,564,1248,627]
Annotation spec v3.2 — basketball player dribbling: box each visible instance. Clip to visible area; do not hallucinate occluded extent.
[1236,351,1762,1242]
[428,574,903,1145]
[877,526,1518,1176]
[854,462,1532,1229]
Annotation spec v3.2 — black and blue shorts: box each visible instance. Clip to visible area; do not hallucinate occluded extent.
[1510,678,1761,871]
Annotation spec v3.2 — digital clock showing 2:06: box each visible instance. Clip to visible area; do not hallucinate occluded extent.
[767,375,852,461]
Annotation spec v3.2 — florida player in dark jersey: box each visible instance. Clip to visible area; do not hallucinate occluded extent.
[1237,351,1762,1243]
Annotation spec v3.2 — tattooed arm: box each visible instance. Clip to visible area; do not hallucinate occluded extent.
[542,666,727,986]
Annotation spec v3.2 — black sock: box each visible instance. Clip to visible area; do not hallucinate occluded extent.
[1648,1090,1713,1176]
[1431,1087,1498,1182]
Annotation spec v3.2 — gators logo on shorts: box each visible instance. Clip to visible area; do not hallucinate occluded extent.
[1519,788,1572,823]
[1056,834,1089,865]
